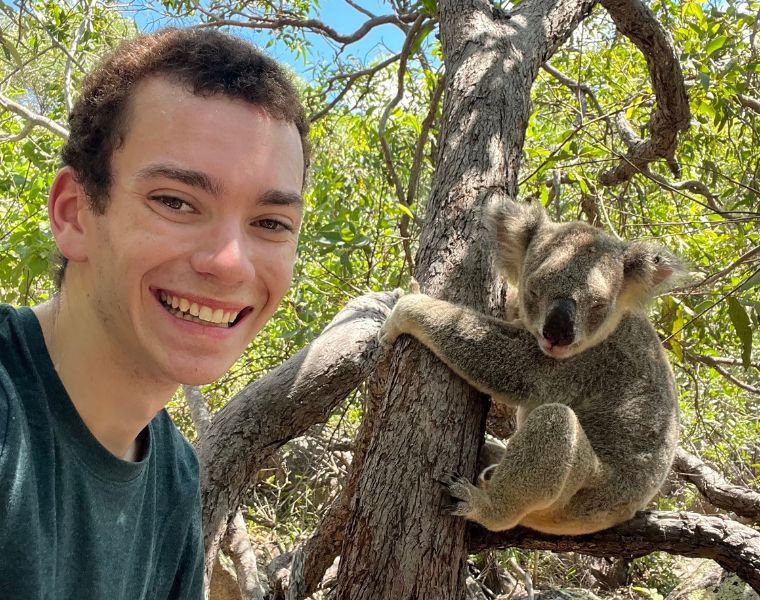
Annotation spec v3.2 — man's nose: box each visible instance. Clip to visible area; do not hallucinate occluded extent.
[190,226,256,285]
[542,298,576,347]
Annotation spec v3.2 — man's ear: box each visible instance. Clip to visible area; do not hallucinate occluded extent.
[48,167,90,263]
[485,198,547,283]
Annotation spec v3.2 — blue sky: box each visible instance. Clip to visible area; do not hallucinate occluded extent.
[133,0,407,81]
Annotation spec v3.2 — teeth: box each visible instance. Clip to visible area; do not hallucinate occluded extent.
[159,291,241,325]
[199,305,213,322]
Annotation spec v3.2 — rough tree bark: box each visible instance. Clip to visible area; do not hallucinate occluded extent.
[674,448,760,522]
[332,1,599,599]
[470,511,760,592]
[197,291,399,584]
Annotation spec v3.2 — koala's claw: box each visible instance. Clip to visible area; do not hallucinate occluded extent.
[437,472,476,518]
[441,501,470,516]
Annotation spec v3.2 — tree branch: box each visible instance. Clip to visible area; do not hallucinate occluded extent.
[737,94,760,115]
[183,385,212,438]
[195,12,419,45]
[684,351,760,395]
[64,10,90,115]
[406,72,445,209]
[376,14,429,274]
[640,166,724,213]
[685,244,760,290]
[470,511,760,592]
[198,290,400,582]
[225,510,266,600]
[0,94,69,139]
[0,119,33,143]
[674,448,760,521]
[598,0,691,186]
[378,14,427,208]
[273,356,391,599]
[308,54,401,123]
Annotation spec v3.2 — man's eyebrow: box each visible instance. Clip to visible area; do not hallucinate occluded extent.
[259,189,304,207]
[135,164,224,196]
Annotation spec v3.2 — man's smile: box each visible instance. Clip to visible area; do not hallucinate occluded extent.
[155,289,252,328]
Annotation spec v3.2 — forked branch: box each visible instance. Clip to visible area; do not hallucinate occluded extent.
[599,0,691,185]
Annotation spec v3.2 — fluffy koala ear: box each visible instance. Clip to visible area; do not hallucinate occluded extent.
[484,199,547,283]
[622,242,686,304]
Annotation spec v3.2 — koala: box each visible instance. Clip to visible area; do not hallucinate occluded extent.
[381,199,682,535]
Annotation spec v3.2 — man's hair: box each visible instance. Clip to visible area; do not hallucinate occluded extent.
[54,27,310,288]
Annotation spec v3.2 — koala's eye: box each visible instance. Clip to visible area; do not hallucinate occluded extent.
[527,289,540,301]
[590,302,608,312]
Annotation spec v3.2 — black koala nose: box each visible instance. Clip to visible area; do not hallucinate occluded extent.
[542,299,576,347]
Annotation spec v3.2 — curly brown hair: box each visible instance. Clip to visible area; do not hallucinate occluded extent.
[55,27,310,288]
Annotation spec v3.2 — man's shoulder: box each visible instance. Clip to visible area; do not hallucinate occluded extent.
[0,304,22,348]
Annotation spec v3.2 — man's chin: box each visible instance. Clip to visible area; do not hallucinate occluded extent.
[172,360,238,387]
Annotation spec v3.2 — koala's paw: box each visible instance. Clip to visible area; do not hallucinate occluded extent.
[379,292,428,347]
[379,306,405,348]
[439,472,477,518]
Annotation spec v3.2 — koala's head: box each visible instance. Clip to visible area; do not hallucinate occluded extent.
[486,199,684,359]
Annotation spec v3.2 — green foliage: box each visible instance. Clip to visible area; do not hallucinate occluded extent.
[629,553,680,597]
[0,2,137,305]
[2,0,759,590]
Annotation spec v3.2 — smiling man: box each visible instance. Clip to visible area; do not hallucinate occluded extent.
[0,28,308,598]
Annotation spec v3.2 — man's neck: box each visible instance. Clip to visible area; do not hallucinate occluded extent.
[32,294,177,461]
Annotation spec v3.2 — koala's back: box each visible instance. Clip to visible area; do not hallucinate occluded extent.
[517,312,679,499]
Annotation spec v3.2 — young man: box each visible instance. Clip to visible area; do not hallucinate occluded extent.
[0,28,309,598]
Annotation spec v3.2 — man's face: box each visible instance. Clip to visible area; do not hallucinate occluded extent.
[75,77,304,386]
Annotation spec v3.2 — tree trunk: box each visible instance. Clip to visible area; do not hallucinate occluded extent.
[334,1,597,598]
[198,291,398,583]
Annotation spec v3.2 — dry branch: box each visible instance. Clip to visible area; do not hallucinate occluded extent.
[674,448,760,521]
[737,94,760,115]
[0,94,69,139]
[198,290,400,582]
[599,0,691,186]
[195,12,418,45]
[224,510,266,600]
[685,351,760,395]
[470,511,760,592]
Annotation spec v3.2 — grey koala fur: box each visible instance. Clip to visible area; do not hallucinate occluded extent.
[381,199,682,535]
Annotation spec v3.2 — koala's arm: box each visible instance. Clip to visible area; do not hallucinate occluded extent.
[381,294,539,404]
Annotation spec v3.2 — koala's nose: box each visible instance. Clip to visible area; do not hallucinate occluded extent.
[542,299,576,347]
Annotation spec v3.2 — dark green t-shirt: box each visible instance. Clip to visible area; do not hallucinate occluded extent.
[0,305,203,599]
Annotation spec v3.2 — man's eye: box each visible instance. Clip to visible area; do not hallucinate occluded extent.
[150,195,194,213]
[256,218,293,232]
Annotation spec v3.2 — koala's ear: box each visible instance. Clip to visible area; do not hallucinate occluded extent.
[622,242,686,303]
[485,199,547,282]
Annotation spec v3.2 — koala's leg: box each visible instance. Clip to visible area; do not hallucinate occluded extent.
[444,403,600,532]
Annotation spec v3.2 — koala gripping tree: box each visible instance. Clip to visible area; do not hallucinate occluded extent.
[332,0,693,598]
